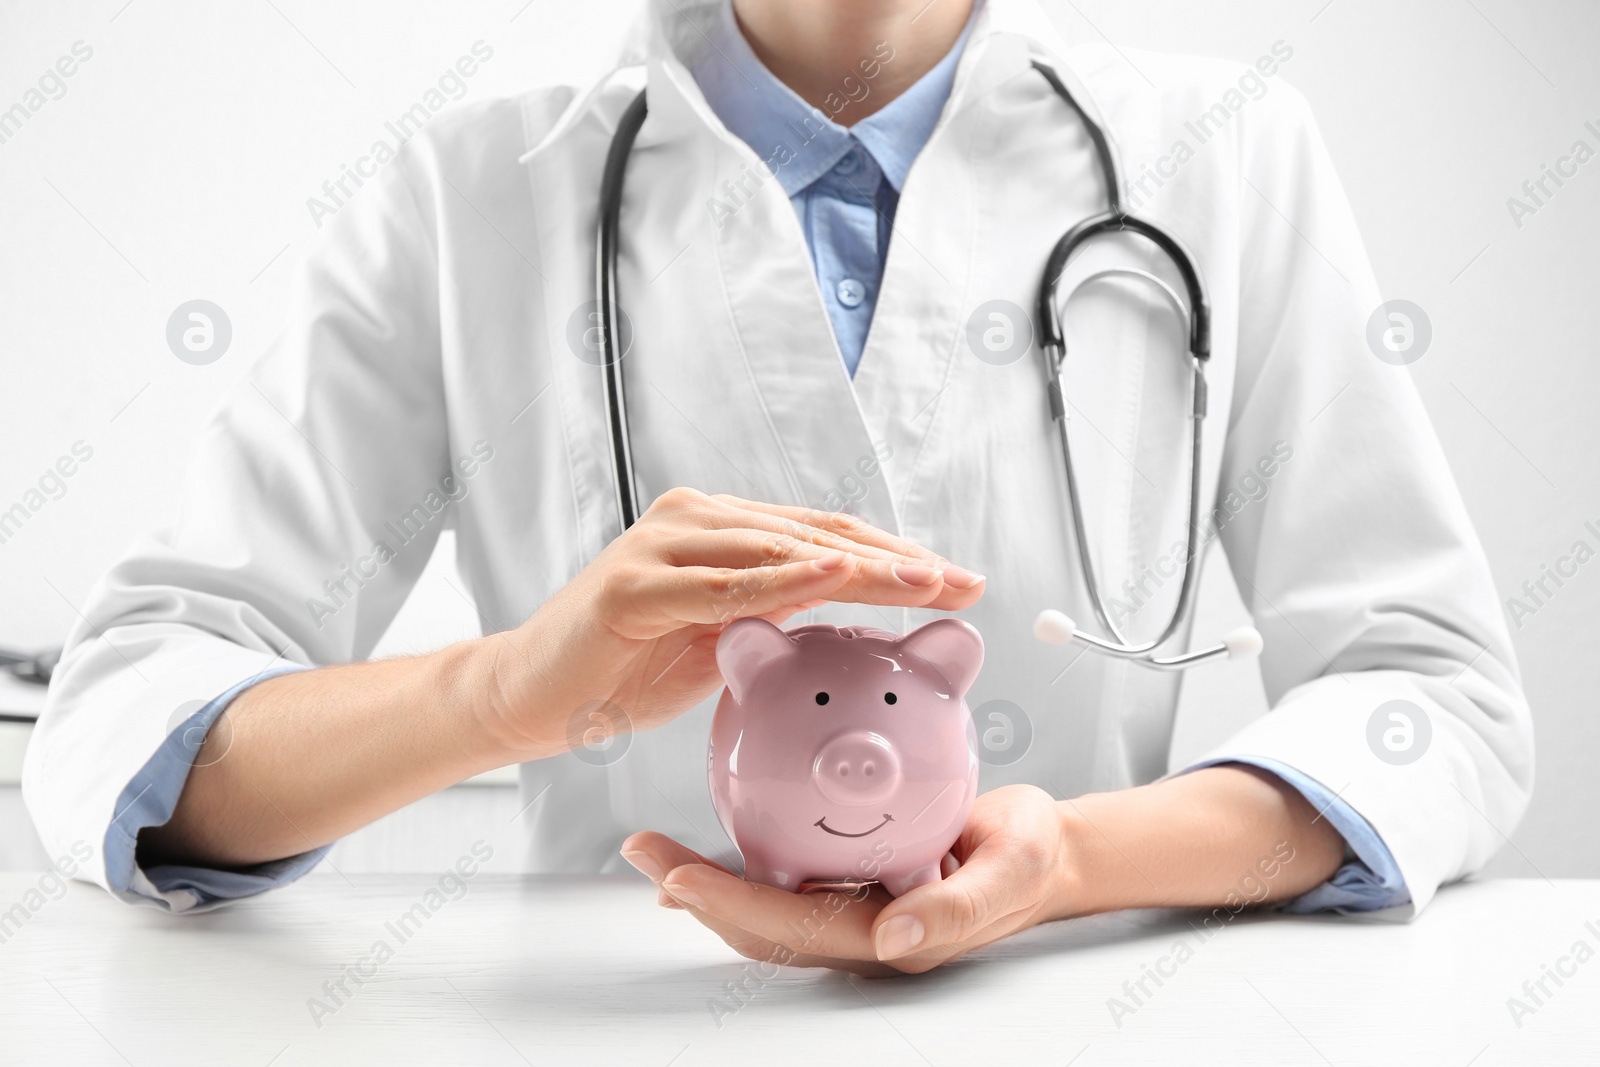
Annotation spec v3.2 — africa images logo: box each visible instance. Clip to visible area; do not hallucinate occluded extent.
[305,41,494,228]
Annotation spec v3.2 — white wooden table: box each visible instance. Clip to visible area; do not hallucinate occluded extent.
[0,875,1594,1065]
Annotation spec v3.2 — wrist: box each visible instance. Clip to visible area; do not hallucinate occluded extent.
[1047,769,1349,921]
[1049,794,1110,920]
[1048,788,1168,920]
[447,625,564,768]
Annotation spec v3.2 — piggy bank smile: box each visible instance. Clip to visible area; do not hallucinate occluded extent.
[708,619,983,898]
[814,814,894,837]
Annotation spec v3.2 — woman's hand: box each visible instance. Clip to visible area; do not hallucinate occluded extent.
[480,488,986,762]
[619,768,1348,976]
[144,487,984,871]
[621,784,1073,977]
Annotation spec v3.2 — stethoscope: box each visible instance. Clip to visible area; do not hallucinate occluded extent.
[592,59,1262,673]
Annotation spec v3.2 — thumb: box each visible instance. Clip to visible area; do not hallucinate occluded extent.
[876,831,1049,966]
[871,847,1025,961]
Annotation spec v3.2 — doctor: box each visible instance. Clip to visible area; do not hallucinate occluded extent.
[28,0,1531,976]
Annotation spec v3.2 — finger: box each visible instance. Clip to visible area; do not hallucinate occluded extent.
[870,836,1049,965]
[710,495,951,566]
[885,915,1030,974]
[707,497,987,602]
[638,854,905,976]
[659,862,882,961]
[636,555,957,627]
[620,831,740,883]
[642,490,985,609]
[665,894,889,974]
[683,907,899,977]
[670,522,980,607]
[749,598,828,627]
[624,555,853,628]
[663,527,912,569]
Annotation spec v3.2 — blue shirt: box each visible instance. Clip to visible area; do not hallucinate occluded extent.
[689,0,973,375]
[110,0,1408,915]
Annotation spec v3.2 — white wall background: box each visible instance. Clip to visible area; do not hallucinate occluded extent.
[1,0,1595,877]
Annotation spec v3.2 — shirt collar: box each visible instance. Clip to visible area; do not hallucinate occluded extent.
[689,1,980,196]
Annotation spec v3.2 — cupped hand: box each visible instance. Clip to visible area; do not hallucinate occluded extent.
[621,785,1075,977]
[482,488,985,759]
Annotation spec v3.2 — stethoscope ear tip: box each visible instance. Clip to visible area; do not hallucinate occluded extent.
[1034,609,1078,646]
[1224,626,1264,659]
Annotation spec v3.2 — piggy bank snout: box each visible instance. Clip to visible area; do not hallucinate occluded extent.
[812,731,902,805]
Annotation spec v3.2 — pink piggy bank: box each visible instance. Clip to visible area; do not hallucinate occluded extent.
[708,618,983,897]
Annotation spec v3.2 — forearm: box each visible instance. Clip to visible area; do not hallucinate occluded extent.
[140,637,518,869]
[136,492,983,874]
[1053,765,1346,918]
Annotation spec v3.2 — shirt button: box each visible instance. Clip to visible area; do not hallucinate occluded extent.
[835,278,866,308]
[833,150,861,176]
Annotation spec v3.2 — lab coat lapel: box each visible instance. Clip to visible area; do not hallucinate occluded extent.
[609,57,901,535]
[525,53,898,553]
[848,33,1036,511]
[653,62,901,533]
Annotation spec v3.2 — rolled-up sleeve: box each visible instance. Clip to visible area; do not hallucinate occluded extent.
[23,139,450,907]
[1191,757,1411,916]
[104,666,326,913]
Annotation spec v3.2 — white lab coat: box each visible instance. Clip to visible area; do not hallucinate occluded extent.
[26,0,1531,916]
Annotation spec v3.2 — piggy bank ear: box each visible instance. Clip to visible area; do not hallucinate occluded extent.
[900,618,984,697]
[716,619,795,703]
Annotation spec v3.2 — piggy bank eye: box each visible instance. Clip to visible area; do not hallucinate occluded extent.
[884,692,897,705]
[815,692,829,706]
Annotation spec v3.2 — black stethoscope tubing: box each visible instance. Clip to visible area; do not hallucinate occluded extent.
[592,60,1248,670]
